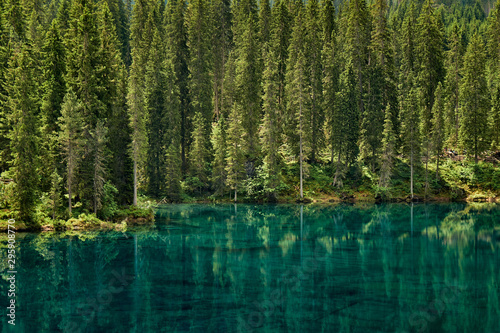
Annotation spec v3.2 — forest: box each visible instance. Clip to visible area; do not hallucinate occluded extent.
[1,0,500,226]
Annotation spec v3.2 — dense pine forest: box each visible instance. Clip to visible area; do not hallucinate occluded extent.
[1,0,500,226]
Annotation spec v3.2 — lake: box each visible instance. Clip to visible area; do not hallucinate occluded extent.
[2,203,499,332]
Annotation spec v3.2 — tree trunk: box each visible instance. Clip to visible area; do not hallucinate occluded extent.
[425,154,429,199]
[436,155,440,180]
[133,159,138,206]
[234,188,237,203]
[299,104,303,200]
[68,177,72,217]
[410,149,414,200]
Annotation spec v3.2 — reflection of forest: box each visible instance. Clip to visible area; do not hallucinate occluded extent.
[0,204,498,332]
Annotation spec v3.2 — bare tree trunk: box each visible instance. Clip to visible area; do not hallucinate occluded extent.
[234,188,237,203]
[299,98,303,200]
[410,147,414,200]
[68,177,72,217]
[425,155,429,199]
[133,159,138,206]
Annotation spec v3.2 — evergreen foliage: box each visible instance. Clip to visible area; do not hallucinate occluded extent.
[2,0,500,217]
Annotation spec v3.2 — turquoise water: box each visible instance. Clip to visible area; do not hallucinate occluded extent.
[1,203,499,332]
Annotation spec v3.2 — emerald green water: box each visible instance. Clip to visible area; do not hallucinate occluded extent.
[2,204,500,332]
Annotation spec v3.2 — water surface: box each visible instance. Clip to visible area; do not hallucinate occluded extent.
[1,203,499,332]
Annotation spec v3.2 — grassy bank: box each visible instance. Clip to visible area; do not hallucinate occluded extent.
[0,196,155,232]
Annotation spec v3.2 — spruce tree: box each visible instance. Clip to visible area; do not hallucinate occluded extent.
[165,0,190,171]
[0,5,11,172]
[443,23,463,149]
[189,111,209,190]
[260,48,281,200]
[304,0,324,162]
[459,33,490,163]
[6,45,40,224]
[225,105,246,202]
[232,0,261,160]
[322,0,339,165]
[65,0,104,209]
[487,0,500,150]
[163,55,182,201]
[400,74,421,199]
[379,108,396,188]
[415,0,445,134]
[145,22,167,198]
[334,66,359,187]
[40,19,66,181]
[127,0,155,205]
[49,168,62,221]
[210,0,232,121]
[432,82,445,179]
[186,0,212,179]
[270,0,291,119]
[59,89,84,217]
[98,2,133,204]
[91,120,108,215]
[343,0,371,122]
[211,116,227,196]
[258,0,271,48]
[286,7,309,199]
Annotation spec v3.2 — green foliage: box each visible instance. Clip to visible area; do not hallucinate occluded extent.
[459,32,490,162]
[99,182,118,220]
[6,45,40,225]
[2,0,500,213]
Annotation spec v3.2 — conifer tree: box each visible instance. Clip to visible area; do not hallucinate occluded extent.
[225,105,246,202]
[56,0,71,36]
[232,0,261,160]
[432,82,445,179]
[459,33,490,163]
[186,0,212,179]
[40,19,66,179]
[162,55,182,200]
[65,0,104,209]
[210,0,232,121]
[286,7,309,199]
[379,107,396,188]
[91,120,108,215]
[334,66,359,187]
[189,111,209,189]
[343,0,371,120]
[304,0,323,162]
[211,116,227,196]
[400,75,421,199]
[128,0,155,205]
[359,65,384,170]
[259,0,271,48]
[369,0,398,158]
[49,168,62,220]
[416,0,445,133]
[145,22,167,197]
[6,45,40,224]
[487,0,500,150]
[0,6,11,172]
[59,89,84,217]
[165,0,190,170]
[260,48,281,200]
[443,23,463,149]
[270,0,291,119]
[98,2,133,204]
[322,0,339,165]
